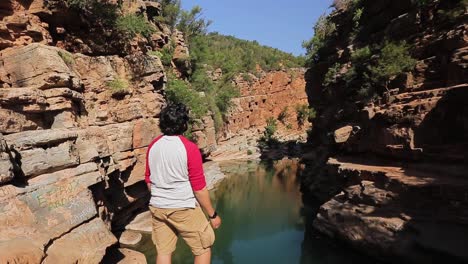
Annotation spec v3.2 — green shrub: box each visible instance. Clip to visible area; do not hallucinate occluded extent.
[58,50,74,65]
[343,42,415,100]
[59,0,119,28]
[148,50,163,57]
[155,0,181,28]
[264,117,278,140]
[66,0,86,9]
[296,104,316,126]
[412,0,435,7]
[215,84,239,114]
[177,5,212,42]
[149,45,174,67]
[116,14,155,38]
[278,107,289,124]
[247,149,253,155]
[437,0,468,21]
[165,73,208,119]
[332,0,361,10]
[242,73,253,84]
[107,78,129,93]
[368,41,416,91]
[286,124,293,130]
[302,14,336,64]
[323,63,342,87]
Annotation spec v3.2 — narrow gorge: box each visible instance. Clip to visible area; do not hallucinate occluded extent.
[0,0,308,262]
[0,0,467,263]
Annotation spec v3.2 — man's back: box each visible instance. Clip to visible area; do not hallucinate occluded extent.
[146,135,205,209]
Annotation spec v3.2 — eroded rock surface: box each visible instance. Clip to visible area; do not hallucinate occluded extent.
[301,0,468,262]
[0,2,169,261]
[212,69,310,160]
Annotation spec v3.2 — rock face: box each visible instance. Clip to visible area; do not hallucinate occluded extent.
[212,69,310,160]
[302,0,468,262]
[0,1,171,262]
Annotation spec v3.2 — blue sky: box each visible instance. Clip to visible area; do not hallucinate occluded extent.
[181,0,334,56]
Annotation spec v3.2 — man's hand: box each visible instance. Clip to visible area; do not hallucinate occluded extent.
[210,215,222,229]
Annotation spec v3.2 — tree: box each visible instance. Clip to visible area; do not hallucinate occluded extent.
[177,5,212,43]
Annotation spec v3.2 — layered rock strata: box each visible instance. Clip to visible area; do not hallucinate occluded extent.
[0,0,169,262]
[212,69,310,160]
[302,0,468,262]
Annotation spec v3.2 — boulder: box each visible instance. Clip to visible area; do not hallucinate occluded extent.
[0,172,101,249]
[116,249,147,264]
[43,218,118,264]
[125,211,152,233]
[0,238,44,264]
[0,44,82,89]
[119,230,143,246]
[333,125,353,144]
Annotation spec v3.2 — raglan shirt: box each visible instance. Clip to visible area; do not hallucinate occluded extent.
[145,135,206,208]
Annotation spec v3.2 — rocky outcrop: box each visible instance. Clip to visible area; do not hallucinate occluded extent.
[0,0,170,260]
[302,0,468,262]
[212,69,310,160]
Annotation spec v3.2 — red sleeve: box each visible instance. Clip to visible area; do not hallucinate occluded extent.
[179,136,206,191]
[145,135,163,184]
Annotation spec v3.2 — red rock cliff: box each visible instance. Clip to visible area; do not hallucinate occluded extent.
[211,68,310,160]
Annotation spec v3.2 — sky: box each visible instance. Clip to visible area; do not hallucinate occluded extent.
[181,0,334,56]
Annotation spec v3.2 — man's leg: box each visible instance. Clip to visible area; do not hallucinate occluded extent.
[194,249,211,264]
[150,207,178,264]
[156,254,172,264]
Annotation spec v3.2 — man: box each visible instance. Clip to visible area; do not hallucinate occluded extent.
[145,103,221,264]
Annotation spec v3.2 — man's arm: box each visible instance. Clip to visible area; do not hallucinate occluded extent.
[180,137,222,229]
[194,187,221,229]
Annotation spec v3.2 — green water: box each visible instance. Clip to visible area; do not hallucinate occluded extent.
[131,159,375,264]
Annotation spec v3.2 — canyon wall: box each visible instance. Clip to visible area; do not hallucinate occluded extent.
[0,0,309,262]
[212,69,310,160]
[0,1,169,262]
[301,0,467,262]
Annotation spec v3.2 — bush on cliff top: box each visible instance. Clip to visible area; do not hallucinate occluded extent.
[177,5,212,43]
[302,14,337,64]
[116,14,156,38]
[155,0,182,29]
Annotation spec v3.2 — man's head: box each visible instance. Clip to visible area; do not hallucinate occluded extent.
[159,103,189,135]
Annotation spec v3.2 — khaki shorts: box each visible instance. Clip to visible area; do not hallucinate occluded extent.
[149,206,215,256]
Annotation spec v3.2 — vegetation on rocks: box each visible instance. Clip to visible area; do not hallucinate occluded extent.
[116,14,156,38]
[106,78,129,93]
[58,50,74,65]
[302,14,336,64]
[156,0,182,28]
[165,73,208,118]
[156,3,305,132]
[278,107,289,124]
[296,104,316,126]
[336,41,416,100]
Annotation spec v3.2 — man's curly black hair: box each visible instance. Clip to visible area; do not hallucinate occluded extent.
[159,103,189,135]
